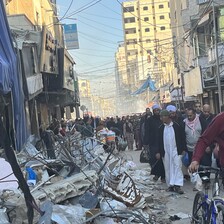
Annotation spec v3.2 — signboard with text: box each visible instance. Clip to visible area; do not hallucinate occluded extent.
[63,24,79,50]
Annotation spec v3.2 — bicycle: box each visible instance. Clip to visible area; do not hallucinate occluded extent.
[192,166,224,224]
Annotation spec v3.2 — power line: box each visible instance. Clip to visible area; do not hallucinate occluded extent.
[63,0,103,19]
[78,19,123,38]
[78,31,118,45]
[78,15,123,32]
[74,51,114,58]
[60,0,74,21]
[81,11,121,21]
[78,34,117,49]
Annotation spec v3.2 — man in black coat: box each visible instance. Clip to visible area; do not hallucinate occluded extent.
[156,110,187,194]
[144,104,165,182]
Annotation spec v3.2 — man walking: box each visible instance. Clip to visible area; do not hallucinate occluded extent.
[189,112,224,178]
[184,108,206,162]
[145,104,165,182]
[123,118,134,150]
[157,110,186,194]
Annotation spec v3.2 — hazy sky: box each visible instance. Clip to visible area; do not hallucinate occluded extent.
[56,0,125,97]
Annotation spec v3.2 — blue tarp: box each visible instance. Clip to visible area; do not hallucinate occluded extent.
[0,1,27,150]
[131,77,157,95]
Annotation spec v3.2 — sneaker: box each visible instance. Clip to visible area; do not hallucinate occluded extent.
[174,186,184,194]
[166,186,175,192]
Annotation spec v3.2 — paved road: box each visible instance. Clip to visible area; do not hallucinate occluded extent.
[125,149,196,224]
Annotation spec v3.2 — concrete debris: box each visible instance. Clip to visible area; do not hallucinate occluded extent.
[51,204,86,224]
[0,208,10,224]
[0,132,178,223]
[0,158,18,190]
[32,170,98,204]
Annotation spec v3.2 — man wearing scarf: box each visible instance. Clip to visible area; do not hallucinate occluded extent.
[157,110,186,194]
[184,108,206,163]
[145,104,165,182]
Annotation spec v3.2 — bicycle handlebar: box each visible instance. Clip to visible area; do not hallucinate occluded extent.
[198,165,220,173]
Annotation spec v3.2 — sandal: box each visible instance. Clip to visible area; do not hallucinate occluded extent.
[174,186,184,194]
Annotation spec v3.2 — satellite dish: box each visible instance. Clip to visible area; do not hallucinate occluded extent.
[80,105,86,111]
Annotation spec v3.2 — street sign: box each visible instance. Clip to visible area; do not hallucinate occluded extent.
[63,24,79,50]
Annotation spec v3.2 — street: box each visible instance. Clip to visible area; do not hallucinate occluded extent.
[125,150,197,224]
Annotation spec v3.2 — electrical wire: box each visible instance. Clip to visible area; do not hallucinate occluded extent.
[78,19,123,38]
[59,0,74,21]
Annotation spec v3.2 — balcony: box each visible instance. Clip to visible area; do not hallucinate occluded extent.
[208,42,224,64]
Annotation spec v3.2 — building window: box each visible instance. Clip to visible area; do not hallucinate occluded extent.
[127,39,137,44]
[168,2,170,7]
[161,62,166,67]
[146,39,151,43]
[125,28,136,34]
[145,28,150,32]
[124,17,135,23]
[143,6,148,10]
[160,26,165,30]
[160,15,165,20]
[159,4,164,9]
[144,17,149,21]
[123,6,134,12]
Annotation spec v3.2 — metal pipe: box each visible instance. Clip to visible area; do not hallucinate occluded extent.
[212,1,222,112]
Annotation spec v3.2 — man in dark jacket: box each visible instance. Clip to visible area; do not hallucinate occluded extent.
[200,104,215,128]
[156,110,186,194]
[144,104,165,182]
[166,105,184,127]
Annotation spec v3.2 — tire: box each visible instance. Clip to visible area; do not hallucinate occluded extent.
[192,191,206,224]
[210,203,224,224]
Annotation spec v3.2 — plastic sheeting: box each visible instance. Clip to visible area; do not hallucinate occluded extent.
[0,1,27,150]
[131,77,157,95]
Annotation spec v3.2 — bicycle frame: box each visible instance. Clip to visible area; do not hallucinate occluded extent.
[192,166,224,224]
[210,198,224,224]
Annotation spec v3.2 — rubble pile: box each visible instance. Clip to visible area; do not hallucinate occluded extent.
[0,130,173,224]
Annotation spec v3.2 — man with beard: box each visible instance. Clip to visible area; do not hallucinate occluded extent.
[157,110,186,194]
[145,104,165,182]
[166,105,184,127]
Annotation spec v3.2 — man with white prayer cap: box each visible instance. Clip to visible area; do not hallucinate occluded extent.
[166,104,184,127]
[157,110,186,194]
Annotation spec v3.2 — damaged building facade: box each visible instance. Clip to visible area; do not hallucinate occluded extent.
[4,0,80,139]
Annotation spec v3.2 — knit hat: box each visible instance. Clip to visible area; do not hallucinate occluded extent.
[152,104,160,110]
[160,110,170,116]
[166,105,177,112]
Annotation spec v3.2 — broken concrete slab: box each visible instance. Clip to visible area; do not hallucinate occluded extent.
[32,170,98,204]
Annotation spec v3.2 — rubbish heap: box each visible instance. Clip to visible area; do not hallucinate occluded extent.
[0,127,173,224]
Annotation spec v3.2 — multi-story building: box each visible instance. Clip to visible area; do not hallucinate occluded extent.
[170,0,224,113]
[122,0,174,95]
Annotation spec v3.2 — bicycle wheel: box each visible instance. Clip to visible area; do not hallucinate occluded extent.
[211,204,224,224]
[192,191,206,224]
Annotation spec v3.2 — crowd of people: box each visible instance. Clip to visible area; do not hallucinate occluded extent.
[46,101,224,195]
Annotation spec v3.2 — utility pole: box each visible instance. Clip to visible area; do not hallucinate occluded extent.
[212,1,222,112]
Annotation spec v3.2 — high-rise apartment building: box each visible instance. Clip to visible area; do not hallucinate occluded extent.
[122,0,174,91]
